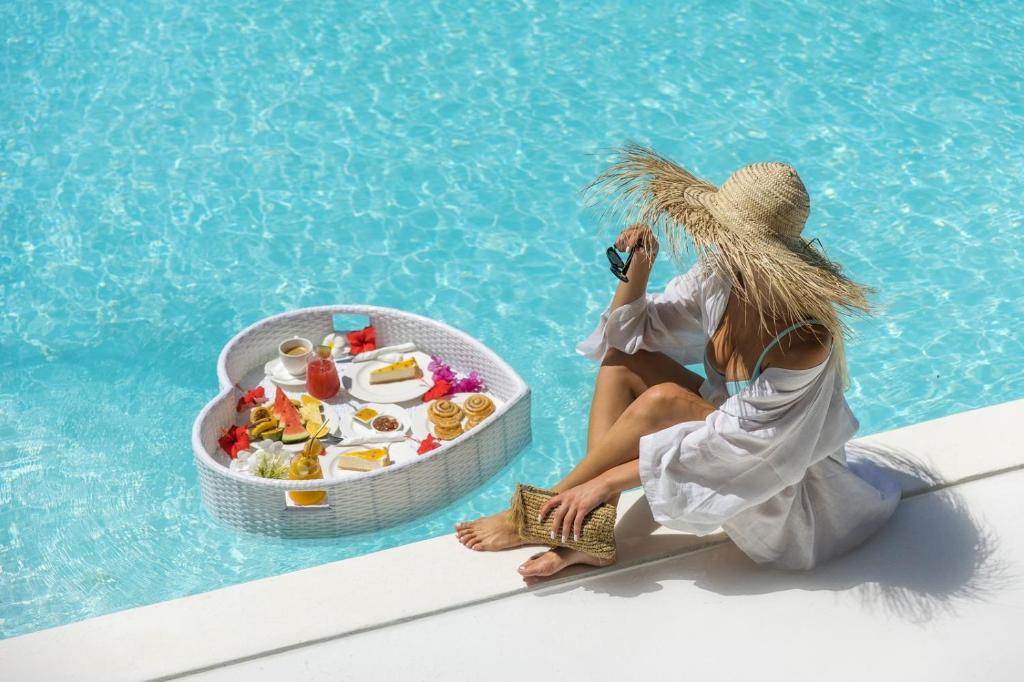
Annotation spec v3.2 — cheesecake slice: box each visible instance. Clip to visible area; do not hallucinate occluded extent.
[368,357,421,384]
[337,448,392,472]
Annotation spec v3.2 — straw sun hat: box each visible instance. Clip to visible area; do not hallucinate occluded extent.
[585,143,876,390]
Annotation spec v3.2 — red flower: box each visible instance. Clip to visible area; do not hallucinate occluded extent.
[347,325,377,354]
[218,425,251,460]
[422,379,452,402]
[417,434,441,455]
[235,386,266,412]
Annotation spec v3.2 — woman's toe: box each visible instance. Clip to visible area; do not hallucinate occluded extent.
[518,552,554,576]
[535,554,563,577]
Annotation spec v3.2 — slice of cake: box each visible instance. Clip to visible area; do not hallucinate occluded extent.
[368,357,421,384]
[337,448,392,472]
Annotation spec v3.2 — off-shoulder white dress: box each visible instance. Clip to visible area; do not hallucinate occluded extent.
[577,261,901,570]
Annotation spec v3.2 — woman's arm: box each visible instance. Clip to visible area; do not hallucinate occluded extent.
[596,459,642,496]
[538,460,642,542]
[576,225,707,364]
[608,223,658,312]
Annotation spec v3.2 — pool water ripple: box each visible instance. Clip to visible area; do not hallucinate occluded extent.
[2,0,1023,637]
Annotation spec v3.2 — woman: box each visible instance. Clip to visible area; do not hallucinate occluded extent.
[455,145,901,578]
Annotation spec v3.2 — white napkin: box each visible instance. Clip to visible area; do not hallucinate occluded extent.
[352,342,416,363]
[336,433,407,446]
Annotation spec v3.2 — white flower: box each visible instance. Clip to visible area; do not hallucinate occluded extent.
[229,448,254,473]
[230,439,291,479]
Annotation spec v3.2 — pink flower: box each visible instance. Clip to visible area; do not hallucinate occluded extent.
[452,371,485,393]
[426,357,486,393]
[428,355,457,383]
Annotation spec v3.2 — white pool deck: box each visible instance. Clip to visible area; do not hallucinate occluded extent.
[3,399,1023,681]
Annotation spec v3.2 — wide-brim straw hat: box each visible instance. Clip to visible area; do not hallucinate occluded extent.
[585,144,876,388]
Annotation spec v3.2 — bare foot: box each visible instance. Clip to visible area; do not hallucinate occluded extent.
[454,510,525,551]
[517,547,616,583]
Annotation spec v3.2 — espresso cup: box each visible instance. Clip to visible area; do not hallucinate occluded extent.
[278,337,313,375]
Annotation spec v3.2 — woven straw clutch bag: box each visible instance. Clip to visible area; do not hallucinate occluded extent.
[508,483,617,561]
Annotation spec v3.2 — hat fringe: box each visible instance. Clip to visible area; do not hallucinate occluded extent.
[583,143,718,256]
[584,144,878,391]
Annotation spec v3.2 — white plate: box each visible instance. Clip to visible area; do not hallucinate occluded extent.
[264,358,307,390]
[327,443,397,477]
[343,351,434,403]
[340,402,412,440]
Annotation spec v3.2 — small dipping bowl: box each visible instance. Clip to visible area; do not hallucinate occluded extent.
[371,415,401,433]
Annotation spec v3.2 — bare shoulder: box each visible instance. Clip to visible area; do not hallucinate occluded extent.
[764,323,833,371]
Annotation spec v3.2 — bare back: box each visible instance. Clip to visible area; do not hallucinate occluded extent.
[706,285,832,382]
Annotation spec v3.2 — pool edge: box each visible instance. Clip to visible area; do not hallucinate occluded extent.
[3,397,1023,681]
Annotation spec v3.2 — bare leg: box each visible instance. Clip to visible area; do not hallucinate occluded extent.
[553,381,713,493]
[456,349,705,551]
[559,347,705,507]
[519,380,715,579]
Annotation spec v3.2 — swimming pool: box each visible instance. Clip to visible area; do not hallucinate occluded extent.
[2,0,1022,639]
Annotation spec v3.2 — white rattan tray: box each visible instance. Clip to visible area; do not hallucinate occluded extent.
[191,305,531,537]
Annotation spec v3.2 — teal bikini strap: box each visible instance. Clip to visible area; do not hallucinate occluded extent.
[751,319,828,379]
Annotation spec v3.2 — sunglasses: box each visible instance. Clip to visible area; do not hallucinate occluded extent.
[802,236,825,254]
[606,246,635,282]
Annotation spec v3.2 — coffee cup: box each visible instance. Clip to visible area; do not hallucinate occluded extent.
[278,337,313,375]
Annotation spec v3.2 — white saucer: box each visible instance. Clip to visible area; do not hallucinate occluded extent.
[343,351,434,403]
[264,358,308,390]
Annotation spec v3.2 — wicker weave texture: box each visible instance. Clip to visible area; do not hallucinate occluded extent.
[193,305,531,537]
[509,483,617,560]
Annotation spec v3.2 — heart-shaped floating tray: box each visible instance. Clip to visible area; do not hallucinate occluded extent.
[192,305,531,537]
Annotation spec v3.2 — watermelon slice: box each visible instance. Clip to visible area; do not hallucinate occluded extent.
[273,388,309,444]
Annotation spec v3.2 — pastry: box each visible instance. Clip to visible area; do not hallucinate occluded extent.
[427,399,463,427]
[337,447,392,472]
[462,394,495,430]
[433,423,463,440]
[368,357,421,384]
[428,399,464,440]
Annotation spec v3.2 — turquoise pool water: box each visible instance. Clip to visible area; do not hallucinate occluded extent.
[2,0,1023,638]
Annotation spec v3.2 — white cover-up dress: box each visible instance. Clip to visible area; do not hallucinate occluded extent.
[577,261,901,570]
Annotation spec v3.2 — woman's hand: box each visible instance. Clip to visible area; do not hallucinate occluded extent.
[614,223,659,266]
[538,478,613,544]
[609,223,658,311]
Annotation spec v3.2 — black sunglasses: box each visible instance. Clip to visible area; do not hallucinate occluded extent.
[802,236,825,255]
[606,246,635,282]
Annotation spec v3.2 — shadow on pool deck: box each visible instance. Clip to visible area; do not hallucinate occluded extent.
[535,443,1008,625]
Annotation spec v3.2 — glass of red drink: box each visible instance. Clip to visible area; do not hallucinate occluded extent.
[306,345,340,400]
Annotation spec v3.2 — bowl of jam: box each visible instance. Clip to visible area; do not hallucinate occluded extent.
[371,415,401,433]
